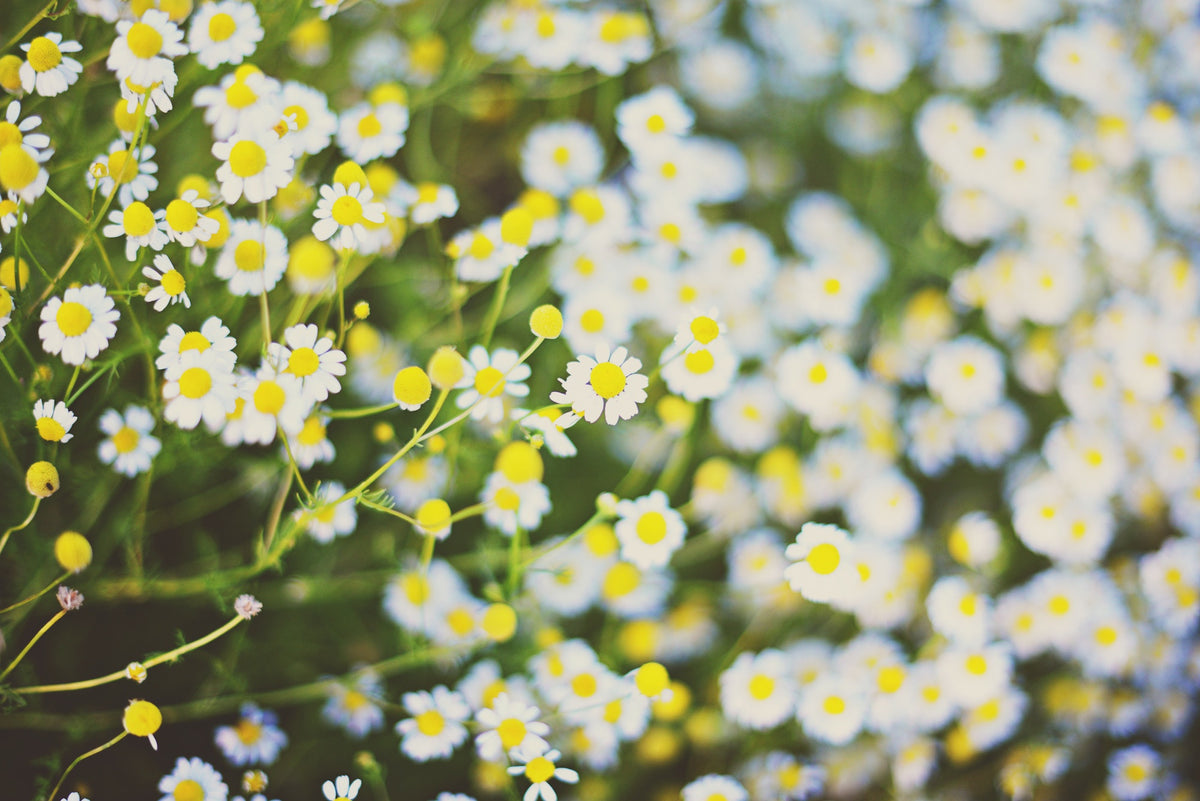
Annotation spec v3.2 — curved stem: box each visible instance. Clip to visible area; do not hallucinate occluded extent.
[0,609,66,682]
[44,731,127,801]
[0,571,69,615]
[0,497,42,560]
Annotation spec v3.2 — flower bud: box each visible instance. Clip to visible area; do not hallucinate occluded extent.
[54,531,92,573]
[26,461,59,498]
[529,304,563,339]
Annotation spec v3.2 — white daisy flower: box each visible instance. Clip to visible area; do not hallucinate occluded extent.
[613,490,686,570]
[520,121,605,197]
[480,472,552,536]
[322,775,361,801]
[86,139,159,207]
[454,345,532,424]
[97,405,161,476]
[278,81,338,157]
[161,189,218,247]
[20,32,84,97]
[0,138,49,203]
[32,399,76,443]
[336,101,408,162]
[39,284,120,366]
[719,650,797,730]
[550,344,649,426]
[681,775,747,801]
[214,703,288,766]
[103,201,168,261]
[2,101,53,158]
[214,219,288,296]
[396,685,471,761]
[293,413,336,469]
[162,349,239,430]
[118,69,179,116]
[507,747,579,801]
[212,131,294,205]
[267,323,346,403]
[322,669,386,738]
[408,181,458,224]
[312,182,386,252]
[156,756,228,801]
[303,481,357,543]
[106,10,188,90]
[188,0,263,69]
[515,407,578,457]
[233,362,310,445]
[447,217,527,282]
[156,316,238,373]
[475,693,551,762]
[193,67,283,140]
[143,253,190,311]
[783,522,857,605]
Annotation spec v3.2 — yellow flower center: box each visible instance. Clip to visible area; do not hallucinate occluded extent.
[748,674,775,700]
[415,709,445,736]
[288,347,320,377]
[27,37,63,72]
[1048,594,1070,615]
[208,12,237,41]
[160,269,186,296]
[536,13,556,37]
[823,695,846,715]
[473,365,506,397]
[497,718,527,750]
[570,189,605,224]
[236,718,262,744]
[808,363,828,384]
[729,246,747,266]
[646,114,666,133]
[56,301,93,337]
[877,665,905,694]
[468,231,494,260]
[225,79,257,108]
[179,367,212,399]
[552,145,570,166]
[684,349,714,374]
[823,277,841,296]
[228,140,267,177]
[635,511,667,545]
[357,113,382,138]
[113,426,140,453]
[122,201,156,236]
[959,594,977,617]
[589,362,626,399]
[402,572,430,604]
[602,561,640,598]
[297,416,325,446]
[416,182,439,203]
[165,198,199,232]
[1095,626,1118,646]
[283,104,310,131]
[172,779,205,801]
[126,22,164,59]
[571,673,597,698]
[965,655,988,675]
[179,331,211,352]
[331,195,363,226]
[36,416,67,442]
[525,756,555,784]
[234,240,265,271]
[580,308,605,333]
[806,542,840,575]
[0,144,39,190]
[254,380,286,414]
[690,316,719,344]
[494,486,521,511]
[0,123,21,149]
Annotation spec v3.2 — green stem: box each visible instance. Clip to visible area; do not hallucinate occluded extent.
[0,609,66,682]
[323,401,399,419]
[480,264,513,349]
[44,186,89,225]
[357,495,416,526]
[43,731,127,801]
[0,498,41,560]
[507,526,524,600]
[0,571,69,615]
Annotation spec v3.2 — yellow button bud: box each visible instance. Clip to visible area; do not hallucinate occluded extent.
[529,304,563,339]
[633,662,670,697]
[26,461,60,498]
[0,55,22,93]
[54,531,92,573]
[500,206,534,247]
[393,366,432,410]
[427,346,465,390]
[481,603,517,642]
[353,301,371,319]
[415,498,451,539]
[333,160,368,190]
[123,699,163,748]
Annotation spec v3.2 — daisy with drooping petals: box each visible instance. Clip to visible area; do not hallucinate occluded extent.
[107,10,189,88]
[312,182,386,251]
[475,693,551,762]
[267,323,346,403]
[143,254,190,311]
[104,201,168,261]
[212,131,294,205]
[508,747,580,801]
[98,405,161,476]
[454,345,532,424]
[33,399,76,443]
[188,0,264,69]
[550,344,649,425]
[20,33,83,97]
[39,284,120,366]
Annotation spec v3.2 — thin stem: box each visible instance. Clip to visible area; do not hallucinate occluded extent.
[323,401,399,419]
[44,186,89,225]
[3,0,59,52]
[279,431,311,502]
[507,526,524,600]
[357,495,416,526]
[336,389,450,504]
[0,571,69,615]
[0,498,42,560]
[0,610,66,682]
[63,364,82,402]
[44,731,127,801]
[480,264,513,349]
[12,613,248,695]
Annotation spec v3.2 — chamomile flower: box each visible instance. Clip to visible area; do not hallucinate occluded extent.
[447,217,527,282]
[481,472,552,536]
[784,522,857,605]
[798,673,868,745]
[926,336,1006,415]
[515,407,578,457]
[189,1,264,69]
[322,669,385,738]
[409,181,459,224]
[278,81,337,158]
[550,344,649,425]
[312,182,386,251]
[215,703,288,766]
[719,649,797,730]
[0,286,13,343]
[521,121,605,197]
[681,775,747,801]
[0,138,48,203]
[142,254,190,311]
[0,195,25,235]
[396,685,471,761]
[507,747,579,801]
[107,10,188,89]
[613,490,686,570]
[1107,744,1161,801]
[163,349,239,430]
[104,201,168,261]
[87,139,159,208]
[157,316,238,373]
[215,219,288,296]
[293,413,335,469]
[234,363,310,445]
[98,405,160,476]
[157,757,228,801]
[39,284,120,366]
[33,399,76,443]
[194,67,283,140]
[454,345,532,424]
[322,775,361,801]
[267,323,346,403]
[213,131,294,205]
[616,87,693,154]
[337,101,408,163]
[20,33,83,97]
[303,481,356,543]
[475,693,551,762]
[162,189,218,247]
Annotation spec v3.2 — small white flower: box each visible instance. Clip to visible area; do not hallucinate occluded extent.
[550,344,649,425]
[143,254,191,311]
